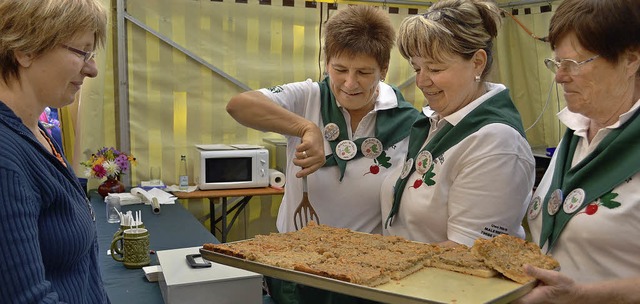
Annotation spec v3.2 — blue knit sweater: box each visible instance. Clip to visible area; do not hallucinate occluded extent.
[0,101,110,303]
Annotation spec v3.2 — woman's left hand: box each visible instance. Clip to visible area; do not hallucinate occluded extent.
[292,124,325,177]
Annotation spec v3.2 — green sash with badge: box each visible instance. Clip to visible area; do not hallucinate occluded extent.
[539,109,640,250]
[318,77,420,181]
[385,89,526,227]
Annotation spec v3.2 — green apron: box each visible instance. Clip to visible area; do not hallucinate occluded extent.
[319,77,420,181]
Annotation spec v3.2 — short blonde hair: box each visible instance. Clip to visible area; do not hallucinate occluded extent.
[0,0,108,83]
[397,0,501,80]
[323,5,395,71]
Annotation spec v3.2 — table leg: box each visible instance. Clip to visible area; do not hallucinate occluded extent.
[222,197,228,242]
[209,198,216,236]
[226,196,252,236]
[209,196,255,243]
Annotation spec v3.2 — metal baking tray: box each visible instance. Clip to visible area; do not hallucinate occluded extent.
[200,247,535,304]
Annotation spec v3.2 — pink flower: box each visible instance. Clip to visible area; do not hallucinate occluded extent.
[81,146,135,180]
[92,164,107,178]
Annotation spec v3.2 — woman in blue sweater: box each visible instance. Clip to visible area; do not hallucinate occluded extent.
[0,0,110,303]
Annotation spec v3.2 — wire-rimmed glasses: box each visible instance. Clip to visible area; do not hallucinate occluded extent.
[61,44,96,62]
[544,55,599,76]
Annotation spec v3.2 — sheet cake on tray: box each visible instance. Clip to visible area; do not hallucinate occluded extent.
[201,222,555,303]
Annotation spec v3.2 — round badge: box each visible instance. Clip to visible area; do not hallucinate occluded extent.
[361,138,383,159]
[414,150,433,175]
[527,196,542,220]
[400,158,414,179]
[323,123,340,141]
[563,188,585,214]
[336,140,357,160]
[547,189,563,216]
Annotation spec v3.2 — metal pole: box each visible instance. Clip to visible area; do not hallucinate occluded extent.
[123,12,251,92]
[115,0,131,187]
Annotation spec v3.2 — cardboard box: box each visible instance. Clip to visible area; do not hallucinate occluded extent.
[263,137,287,173]
[157,247,262,304]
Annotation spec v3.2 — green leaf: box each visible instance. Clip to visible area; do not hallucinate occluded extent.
[600,191,621,209]
[422,163,436,186]
[377,152,392,169]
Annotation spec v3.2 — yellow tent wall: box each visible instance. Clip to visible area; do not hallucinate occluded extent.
[65,0,564,241]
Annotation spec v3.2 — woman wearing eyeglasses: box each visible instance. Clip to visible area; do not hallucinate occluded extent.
[380,0,534,247]
[516,0,640,303]
[0,0,110,303]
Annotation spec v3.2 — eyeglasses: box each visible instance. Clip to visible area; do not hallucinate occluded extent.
[61,44,96,62]
[422,10,468,27]
[544,55,599,76]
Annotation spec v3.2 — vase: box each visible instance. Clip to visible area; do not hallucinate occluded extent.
[98,176,126,198]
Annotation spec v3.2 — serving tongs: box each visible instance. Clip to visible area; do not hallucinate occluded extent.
[293,176,320,230]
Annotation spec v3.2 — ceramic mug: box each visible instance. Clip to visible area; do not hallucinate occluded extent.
[111,223,145,255]
[110,228,150,269]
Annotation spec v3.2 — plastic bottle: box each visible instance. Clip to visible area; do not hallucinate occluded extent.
[179,155,189,190]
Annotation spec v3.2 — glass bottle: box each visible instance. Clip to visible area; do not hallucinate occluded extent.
[105,195,121,223]
[179,155,189,190]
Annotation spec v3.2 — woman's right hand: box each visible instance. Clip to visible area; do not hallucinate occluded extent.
[292,124,325,178]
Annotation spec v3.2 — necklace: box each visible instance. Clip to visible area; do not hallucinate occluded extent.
[37,128,95,221]
[38,128,66,167]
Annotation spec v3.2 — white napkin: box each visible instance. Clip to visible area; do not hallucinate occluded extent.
[131,187,177,205]
[165,185,198,193]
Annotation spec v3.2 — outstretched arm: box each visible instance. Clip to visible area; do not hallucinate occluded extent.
[227,90,325,177]
[514,265,640,304]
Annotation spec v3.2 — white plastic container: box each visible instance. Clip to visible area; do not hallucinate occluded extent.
[157,247,262,304]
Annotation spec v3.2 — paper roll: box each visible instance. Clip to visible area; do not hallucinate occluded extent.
[151,197,161,214]
[269,169,286,188]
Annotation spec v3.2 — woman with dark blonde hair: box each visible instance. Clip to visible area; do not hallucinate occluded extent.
[0,0,110,302]
[381,0,534,247]
[517,0,640,303]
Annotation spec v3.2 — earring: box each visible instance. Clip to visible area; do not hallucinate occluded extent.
[380,78,385,82]
[475,75,481,82]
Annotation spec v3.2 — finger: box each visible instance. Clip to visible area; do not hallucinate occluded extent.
[523,265,548,283]
[524,264,565,286]
[295,161,323,178]
[295,150,307,160]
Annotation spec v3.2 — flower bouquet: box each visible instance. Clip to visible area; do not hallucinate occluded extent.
[81,147,136,197]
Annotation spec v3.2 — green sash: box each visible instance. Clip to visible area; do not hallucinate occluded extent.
[385,89,526,228]
[539,109,640,250]
[318,77,420,181]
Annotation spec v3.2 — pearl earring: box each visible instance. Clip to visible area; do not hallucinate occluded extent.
[475,75,481,82]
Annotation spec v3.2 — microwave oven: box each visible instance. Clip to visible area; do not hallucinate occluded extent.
[195,147,270,190]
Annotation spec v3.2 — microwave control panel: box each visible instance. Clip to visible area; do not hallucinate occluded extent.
[256,149,269,178]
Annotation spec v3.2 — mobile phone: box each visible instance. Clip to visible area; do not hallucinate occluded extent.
[186,254,212,268]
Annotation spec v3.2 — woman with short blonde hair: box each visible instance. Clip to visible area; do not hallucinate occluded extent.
[381,0,534,248]
[0,0,109,302]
